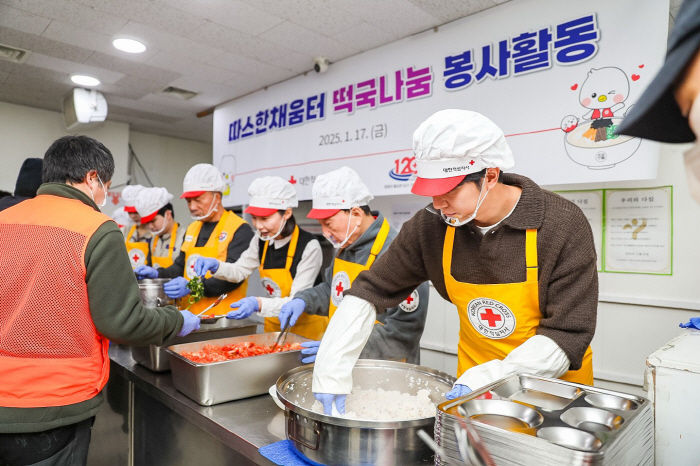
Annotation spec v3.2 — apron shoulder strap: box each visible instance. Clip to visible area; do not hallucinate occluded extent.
[261,239,270,267]
[285,225,300,270]
[126,225,136,244]
[442,226,456,279]
[526,229,538,282]
[365,218,391,269]
[168,223,178,256]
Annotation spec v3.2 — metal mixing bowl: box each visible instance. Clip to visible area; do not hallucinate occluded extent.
[138,278,175,308]
[276,359,455,466]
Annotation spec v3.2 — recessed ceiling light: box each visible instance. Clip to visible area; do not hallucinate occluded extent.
[71,75,100,86]
[112,38,146,54]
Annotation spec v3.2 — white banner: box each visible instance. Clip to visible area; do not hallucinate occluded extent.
[213,0,668,206]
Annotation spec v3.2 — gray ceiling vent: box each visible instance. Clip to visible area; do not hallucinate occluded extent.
[0,43,30,63]
[160,86,199,100]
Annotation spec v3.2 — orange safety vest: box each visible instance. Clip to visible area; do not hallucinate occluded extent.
[0,194,112,408]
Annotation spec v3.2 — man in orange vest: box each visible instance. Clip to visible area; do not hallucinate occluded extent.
[0,135,200,465]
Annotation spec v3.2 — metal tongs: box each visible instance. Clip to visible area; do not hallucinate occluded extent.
[417,417,496,466]
[270,321,292,351]
[196,293,228,324]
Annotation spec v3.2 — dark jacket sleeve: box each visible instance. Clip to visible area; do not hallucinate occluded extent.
[360,281,430,363]
[202,224,255,297]
[536,206,598,370]
[346,211,431,309]
[85,222,183,345]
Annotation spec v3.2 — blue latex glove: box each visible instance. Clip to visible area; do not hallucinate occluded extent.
[163,276,191,299]
[134,265,158,280]
[445,384,472,400]
[680,317,700,329]
[195,257,220,277]
[227,297,260,319]
[178,310,201,337]
[314,393,346,415]
[300,341,321,364]
[278,298,306,329]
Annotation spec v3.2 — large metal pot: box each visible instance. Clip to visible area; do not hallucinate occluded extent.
[137,278,175,308]
[276,360,456,466]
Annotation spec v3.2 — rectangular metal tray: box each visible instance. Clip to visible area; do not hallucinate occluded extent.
[130,318,258,372]
[165,332,311,406]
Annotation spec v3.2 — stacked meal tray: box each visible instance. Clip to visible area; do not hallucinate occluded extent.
[434,374,653,466]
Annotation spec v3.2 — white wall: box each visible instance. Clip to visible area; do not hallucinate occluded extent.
[0,101,212,225]
[128,131,212,222]
[0,101,129,193]
[366,142,700,398]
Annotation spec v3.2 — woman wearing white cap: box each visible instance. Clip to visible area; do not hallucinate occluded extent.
[194,176,328,340]
[310,110,598,415]
[133,187,187,269]
[277,166,430,369]
[120,184,151,269]
[134,164,255,314]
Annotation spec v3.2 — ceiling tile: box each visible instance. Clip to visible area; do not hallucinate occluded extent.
[167,75,240,101]
[241,0,364,36]
[159,0,284,36]
[2,72,72,98]
[0,28,94,63]
[186,21,253,55]
[333,22,398,52]
[84,52,181,83]
[324,0,439,37]
[2,0,128,35]
[407,0,496,23]
[207,52,292,81]
[106,104,181,124]
[147,51,235,83]
[0,70,9,84]
[117,21,226,63]
[41,20,115,56]
[105,94,193,119]
[0,60,69,83]
[259,21,360,62]
[0,5,51,35]
[25,53,124,84]
[74,0,207,37]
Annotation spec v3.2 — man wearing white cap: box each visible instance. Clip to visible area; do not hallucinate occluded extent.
[135,164,254,314]
[120,184,151,269]
[111,207,134,229]
[133,187,186,269]
[311,110,598,415]
[194,176,328,339]
[277,166,430,369]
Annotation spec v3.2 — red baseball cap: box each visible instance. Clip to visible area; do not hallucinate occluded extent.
[411,175,465,197]
[180,190,206,199]
[307,208,341,220]
[244,205,278,217]
[124,205,137,212]
[139,210,158,224]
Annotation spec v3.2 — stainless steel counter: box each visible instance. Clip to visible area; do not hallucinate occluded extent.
[89,345,283,466]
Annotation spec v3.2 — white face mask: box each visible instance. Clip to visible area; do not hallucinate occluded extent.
[89,173,107,208]
[684,94,700,205]
[191,195,218,221]
[256,217,287,242]
[325,212,359,249]
[152,214,169,236]
[440,178,490,227]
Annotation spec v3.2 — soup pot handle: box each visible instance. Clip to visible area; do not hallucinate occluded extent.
[287,415,320,451]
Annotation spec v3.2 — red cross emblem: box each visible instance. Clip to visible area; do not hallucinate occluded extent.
[266,284,275,295]
[469,160,475,166]
[288,175,297,185]
[480,308,502,327]
[405,294,414,304]
[132,253,140,262]
[335,282,344,296]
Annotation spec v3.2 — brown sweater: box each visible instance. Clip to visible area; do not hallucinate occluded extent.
[346,173,598,371]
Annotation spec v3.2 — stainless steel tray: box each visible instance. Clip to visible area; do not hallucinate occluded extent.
[165,332,311,406]
[131,318,258,372]
[435,374,653,466]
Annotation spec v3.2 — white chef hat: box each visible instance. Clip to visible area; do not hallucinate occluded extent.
[411,109,515,196]
[135,187,174,224]
[244,176,298,217]
[307,166,373,219]
[111,207,134,228]
[121,184,145,212]
[181,163,226,199]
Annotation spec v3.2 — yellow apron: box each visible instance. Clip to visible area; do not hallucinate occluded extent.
[151,223,178,269]
[126,225,149,269]
[180,211,249,314]
[442,227,593,385]
[260,226,328,340]
[329,218,391,320]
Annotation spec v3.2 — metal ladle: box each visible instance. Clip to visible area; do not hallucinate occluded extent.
[196,293,228,324]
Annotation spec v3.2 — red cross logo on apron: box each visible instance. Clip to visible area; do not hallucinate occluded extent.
[480,308,502,327]
[335,282,344,296]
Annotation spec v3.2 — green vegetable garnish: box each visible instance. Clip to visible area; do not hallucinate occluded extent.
[186,276,205,309]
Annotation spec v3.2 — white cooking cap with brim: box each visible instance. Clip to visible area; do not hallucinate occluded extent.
[136,187,174,224]
[244,176,298,217]
[411,109,515,197]
[121,184,145,212]
[307,166,373,219]
[181,163,226,199]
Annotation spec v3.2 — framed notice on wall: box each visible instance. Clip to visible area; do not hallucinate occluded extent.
[556,190,604,272]
[604,187,673,275]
